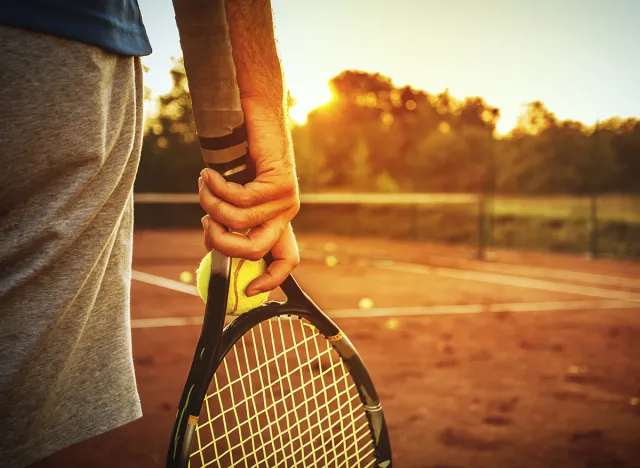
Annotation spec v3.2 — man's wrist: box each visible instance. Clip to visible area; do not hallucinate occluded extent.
[242,97,290,135]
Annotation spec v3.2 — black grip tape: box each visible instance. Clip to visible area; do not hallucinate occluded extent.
[198,123,247,150]
[207,155,255,185]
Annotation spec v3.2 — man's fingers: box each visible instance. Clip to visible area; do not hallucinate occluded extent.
[200,218,299,294]
[199,182,294,231]
[201,216,213,251]
[201,168,295,208]
[202,216,284,261]
[246,224,299,295]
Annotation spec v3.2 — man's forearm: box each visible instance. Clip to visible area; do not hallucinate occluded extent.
[225,0,286,127]
[196,0,301,283]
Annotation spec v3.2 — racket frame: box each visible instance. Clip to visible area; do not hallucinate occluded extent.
[166,274,392,467]
[169,0,391,465]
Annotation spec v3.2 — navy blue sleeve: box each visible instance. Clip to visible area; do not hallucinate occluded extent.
[0,0,152,56]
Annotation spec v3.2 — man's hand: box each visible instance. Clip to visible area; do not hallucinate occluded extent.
[198,101,300,296]
[197,0,301,295]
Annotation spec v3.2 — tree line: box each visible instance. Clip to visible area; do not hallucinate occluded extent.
[135,61,640,195]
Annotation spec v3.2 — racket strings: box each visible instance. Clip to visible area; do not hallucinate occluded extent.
[189,316,377,467]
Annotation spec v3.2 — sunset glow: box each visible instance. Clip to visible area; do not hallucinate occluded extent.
[138,0,639,135]
[287,84,333,124]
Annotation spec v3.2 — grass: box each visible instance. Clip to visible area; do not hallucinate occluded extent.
[133,194,640,259]
[492,195,640,224]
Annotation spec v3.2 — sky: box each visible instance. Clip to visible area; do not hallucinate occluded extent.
[138,0,640,134]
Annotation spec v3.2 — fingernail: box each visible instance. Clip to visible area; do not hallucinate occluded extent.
[201,217,210,230]
[198,176,204,190]
[200,169,209,182]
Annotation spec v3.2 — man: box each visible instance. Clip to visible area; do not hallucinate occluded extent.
[0,1,299,466]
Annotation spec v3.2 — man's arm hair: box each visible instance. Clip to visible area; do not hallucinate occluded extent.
[225,0,287,128]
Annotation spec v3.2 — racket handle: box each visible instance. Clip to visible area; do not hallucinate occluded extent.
[200,122,254,185]
[173,0,253,185]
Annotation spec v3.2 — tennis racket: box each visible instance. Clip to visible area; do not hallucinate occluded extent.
[167,1,392,466]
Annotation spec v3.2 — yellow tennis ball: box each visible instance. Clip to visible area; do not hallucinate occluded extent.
[196,252,269,315]
[179,271,193,284]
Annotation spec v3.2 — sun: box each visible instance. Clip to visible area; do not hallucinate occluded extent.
[287,84,333,124]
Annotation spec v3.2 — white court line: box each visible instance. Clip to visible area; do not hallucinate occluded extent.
[301,249,640,289]
[132,316,204,328]
[303,250,640,302]
[131,270,199,296]
[130,258,640,330]
[130,300,636,329]
[328,300,636,318]
[393,254,640,289]
[366,259,640,303]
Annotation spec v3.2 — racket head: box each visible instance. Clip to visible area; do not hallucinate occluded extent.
[166,276,392,468]
[169,0,391,464]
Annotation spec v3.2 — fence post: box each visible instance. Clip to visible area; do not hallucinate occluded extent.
[478,192,487,260]
[478,137,496,261]
[588,194,598,259]
[588,122,600,260]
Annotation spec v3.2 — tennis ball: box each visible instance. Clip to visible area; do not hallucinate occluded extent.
[196,252,269,315]
[358,297,375,310]
[325,255,338,267]
[179,271,193,284]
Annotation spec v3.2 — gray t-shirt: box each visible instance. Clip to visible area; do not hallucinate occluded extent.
[0,26,143,467]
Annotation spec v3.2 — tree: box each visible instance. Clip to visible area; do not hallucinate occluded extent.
[135,59,202,193]
[600,118,640,193]
[135,64,640,197]
[414,126,495,192]
[294,70,502,192]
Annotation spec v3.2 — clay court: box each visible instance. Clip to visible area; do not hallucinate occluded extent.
[38,230,640,468]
